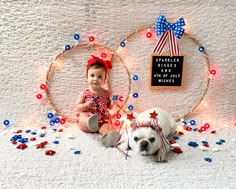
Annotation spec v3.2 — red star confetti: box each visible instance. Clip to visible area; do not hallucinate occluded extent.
[176,131,184,135]
[16,143,27,150]
[12,141,17,145]
[16,130,23,133]
[58,128,63,132]
[184,126,192,131]
[169,140,176,144]
[30,137,36,141]
[45,150,56,156]
[36,141,48,149]
[203,143,209,147]
[127,113,135,121]
[172,147,183,154]
[149,111,158,119]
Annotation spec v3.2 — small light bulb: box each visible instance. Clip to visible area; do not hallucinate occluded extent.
[36,94,43,99]
[120,41,126,47]
[65,45,71,51]
[40,84,47,90]
[73,33,80,41]
[89,36,95,42]
[210,69,216,75]
[101,53,107,58]
[146,31,152,38]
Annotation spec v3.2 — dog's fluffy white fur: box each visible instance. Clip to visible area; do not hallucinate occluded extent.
[117,107,176,162]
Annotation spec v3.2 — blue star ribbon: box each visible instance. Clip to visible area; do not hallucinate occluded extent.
[155,15,185,39]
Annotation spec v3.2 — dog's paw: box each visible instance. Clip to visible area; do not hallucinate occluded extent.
[155,148,168,162]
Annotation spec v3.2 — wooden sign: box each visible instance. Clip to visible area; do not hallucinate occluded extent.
[149,53,186,89]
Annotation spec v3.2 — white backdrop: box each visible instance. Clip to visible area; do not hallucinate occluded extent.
[0,1,236,189]
[0,0,235,129]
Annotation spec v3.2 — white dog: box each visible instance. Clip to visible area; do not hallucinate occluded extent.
[116,107,176,162]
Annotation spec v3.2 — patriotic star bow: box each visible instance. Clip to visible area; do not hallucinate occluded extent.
[153,15,185,56]
[155,15,185,39]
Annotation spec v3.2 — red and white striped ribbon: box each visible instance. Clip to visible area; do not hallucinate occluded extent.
[153,30,180,56]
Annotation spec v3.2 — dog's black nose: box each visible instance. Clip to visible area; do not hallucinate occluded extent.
[140,140,149,151]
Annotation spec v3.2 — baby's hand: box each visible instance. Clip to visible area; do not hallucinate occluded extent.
[87,100,96,108]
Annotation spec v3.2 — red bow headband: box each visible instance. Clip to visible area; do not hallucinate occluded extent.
[87,55,112,72]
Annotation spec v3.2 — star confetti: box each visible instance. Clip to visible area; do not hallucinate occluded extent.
[149,111,158,119]
[127,113,135,121]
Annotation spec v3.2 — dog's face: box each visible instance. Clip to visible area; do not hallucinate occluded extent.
[129,127,162,155]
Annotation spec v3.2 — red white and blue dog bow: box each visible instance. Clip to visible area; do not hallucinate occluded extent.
[153,15,185,56]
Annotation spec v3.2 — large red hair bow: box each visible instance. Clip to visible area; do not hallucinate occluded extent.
[87,55,112,70]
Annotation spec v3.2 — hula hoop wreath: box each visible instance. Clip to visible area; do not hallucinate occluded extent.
[37,39,131,124]
[114,17,216,122]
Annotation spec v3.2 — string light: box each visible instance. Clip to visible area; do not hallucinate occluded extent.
[101,52,107,58]
[116,113,122,119]
[128,105,134,110]
[40,84,47,90]
[73,33,80,41]
[65,45,71,51]
[210,69,216,75]
[115,120,120,126]
[89,36,95,42]
[132,92,139,98]
[132,74,139,81]
[47,112,54,119]
[36,94,43,99]
[198,46,204,52]
[120,41,126,47]
[189,120,196,126]
[146,28,152,38]
[3,120,10,126]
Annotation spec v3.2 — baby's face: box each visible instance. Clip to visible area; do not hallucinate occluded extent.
[87,67,106,90]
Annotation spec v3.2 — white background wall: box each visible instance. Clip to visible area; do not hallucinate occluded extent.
[0,0,235,129]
